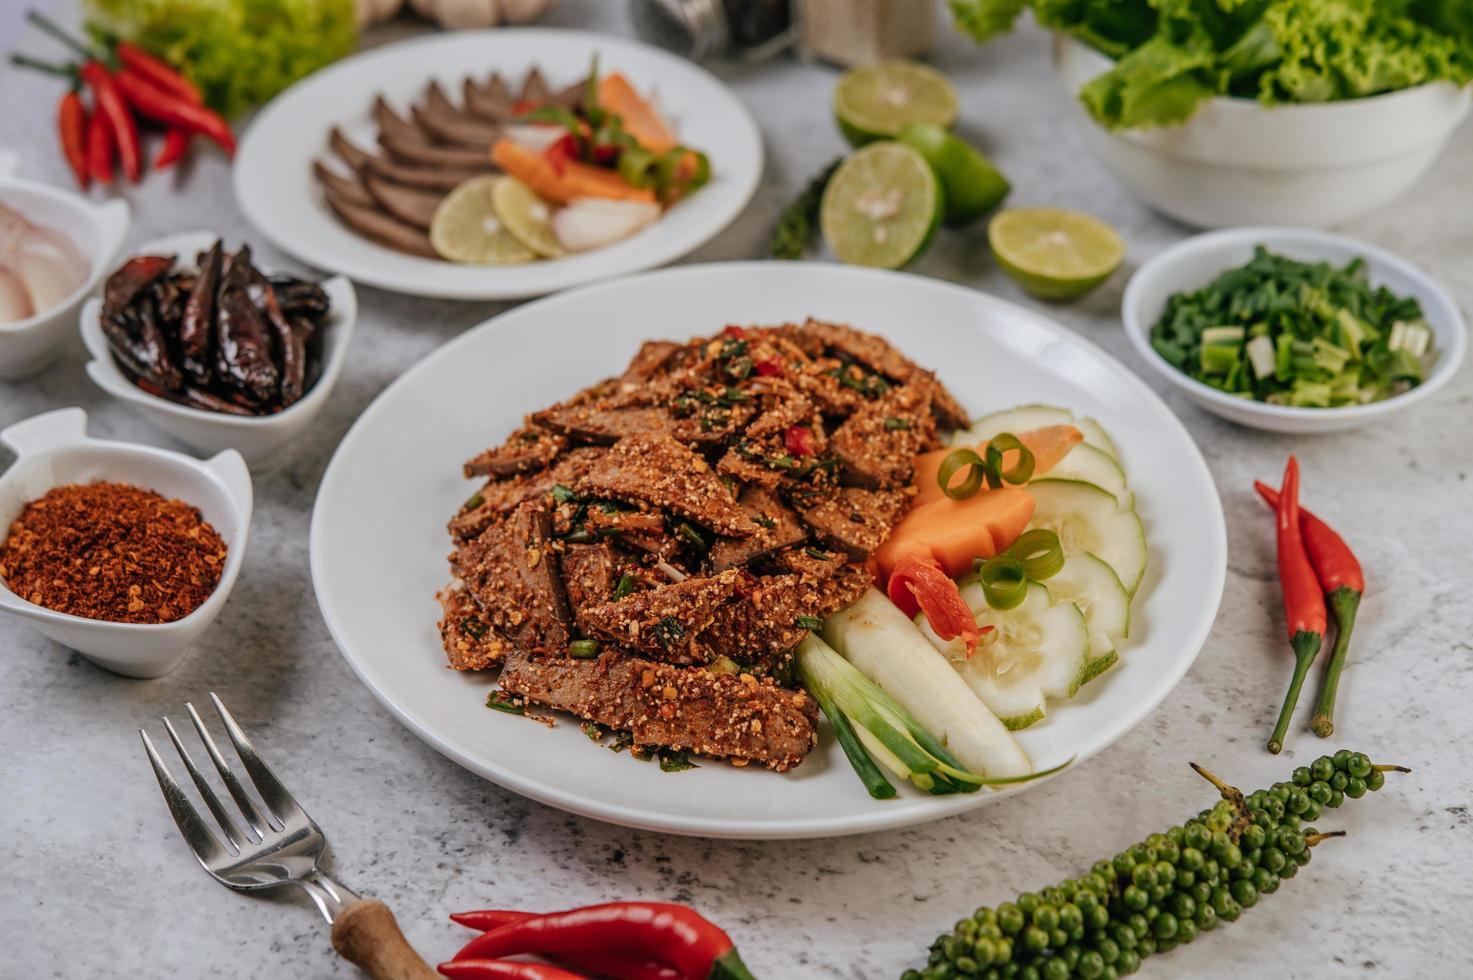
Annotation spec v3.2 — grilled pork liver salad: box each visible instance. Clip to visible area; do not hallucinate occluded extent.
[439,319,967,772]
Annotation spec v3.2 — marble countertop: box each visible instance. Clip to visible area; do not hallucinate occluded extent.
[3,2,1471,977]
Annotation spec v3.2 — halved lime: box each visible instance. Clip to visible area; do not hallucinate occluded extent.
[834,60,958,147]
[430,176,537,265]
[491,176,564,258]
[820,141,942,269]
[988,208,1125,301]
[899,121,1009,226]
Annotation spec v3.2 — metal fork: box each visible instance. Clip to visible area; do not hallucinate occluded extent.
[141,693,437,980]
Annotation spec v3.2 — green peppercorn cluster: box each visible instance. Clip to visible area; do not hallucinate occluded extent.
[905,750,1401,980]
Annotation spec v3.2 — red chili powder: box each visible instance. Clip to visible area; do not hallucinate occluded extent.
[0,481,228,624]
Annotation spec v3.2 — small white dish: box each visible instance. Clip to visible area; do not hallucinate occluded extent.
[0,408,252,678]
[80,231,357,469]
[0,157,130,380]
[1053,34,1472,229]
[234,29,763,300]
[1122,227,1468,433]
[311,262,1227,838]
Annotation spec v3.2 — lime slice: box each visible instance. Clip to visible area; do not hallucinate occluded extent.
[899,121,1009,226]
[430,176,537,265]
[820,141,942,269]
[834,60,958,147]
[988,208,1125,301]
[491,176,564,258]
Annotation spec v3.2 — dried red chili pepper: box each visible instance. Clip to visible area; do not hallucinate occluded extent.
[438,961,585,980]
[783,425,815,457]
[451,911,682,980]
[58,88,89,188]
[452,902,756,980]
[1254,480,1365,740]
[112,69,236,157]
[1266,456,1326,755]
[720,325,746,340]
[81,61,141,182]
[753,358,784,377]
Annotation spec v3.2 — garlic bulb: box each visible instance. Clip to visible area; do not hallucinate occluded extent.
[407,0,557,30]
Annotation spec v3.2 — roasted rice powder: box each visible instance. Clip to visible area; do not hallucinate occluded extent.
[0,482,228,624]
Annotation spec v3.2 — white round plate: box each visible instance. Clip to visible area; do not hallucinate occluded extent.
[311,263,1227,838]
[235,30,762,300]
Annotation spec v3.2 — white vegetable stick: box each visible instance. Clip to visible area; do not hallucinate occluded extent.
[823,588,1033,778]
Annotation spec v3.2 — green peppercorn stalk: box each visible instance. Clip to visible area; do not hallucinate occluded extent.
[905,750,1409,980]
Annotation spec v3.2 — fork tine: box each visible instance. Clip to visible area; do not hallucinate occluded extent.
[209,692,309,827]
[162,715,255,851]
[140,729,229,868]
[185,702,275,837]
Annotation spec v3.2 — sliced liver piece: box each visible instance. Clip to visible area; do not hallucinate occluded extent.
[379,129,493,171]
[437,584,512,670]
[323,186,437,258]
[797,318,969,430]
[364,154,485,192]
[497,649,819,771]
[532,404,675,444]
[560,542,617,634]
[450,447,606,541]
[329,127,372,172]
[829,383,937,489]
[464,74,513,121]
[451,502,573,653]
[709,487,809,572]
[578,569,743,665]
[463,425,567,479]
[699,574,813,663]
[362,174,444,231]
[794,486,910,560]
[576,435,753,538]
[313,160,374,208]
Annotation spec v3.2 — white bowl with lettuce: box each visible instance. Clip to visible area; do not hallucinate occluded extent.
[953,0,1473,228]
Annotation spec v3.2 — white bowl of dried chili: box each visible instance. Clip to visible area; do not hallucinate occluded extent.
[0,408,253,678]
[79,230,357,470]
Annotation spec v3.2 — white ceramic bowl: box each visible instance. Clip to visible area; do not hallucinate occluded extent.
[0,408,252,677]
[80,231,357,469]
[1122,227,1467,433]
[1053,35,1472,229]
[0,155,130,380]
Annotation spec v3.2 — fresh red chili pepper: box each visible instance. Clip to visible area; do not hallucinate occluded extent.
[887,554,990,655]
[452,902,755,980]
[115,41,202,104]
[783,425,815,457]
[1266,456,1325,755]
[59,89,90,188]
[545,133,578,175]
[154,128,191,169]
[451,911,682,980]
[1254,480,1364,740]
[753,358,784,377]
[438,960,585,980]
[111,69,236,157]
[81,61,141,182]
[511,98,542,115]
[87,106,115,185]
[719,325,746,340]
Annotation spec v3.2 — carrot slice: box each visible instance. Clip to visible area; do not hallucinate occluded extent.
[875,487,1036,581]
[598,72,677,153]
[490,139,656,205]
[913,425,1083,504]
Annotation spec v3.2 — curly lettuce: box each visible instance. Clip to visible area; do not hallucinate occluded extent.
[86,0,357,119]
[951,0,1473,129]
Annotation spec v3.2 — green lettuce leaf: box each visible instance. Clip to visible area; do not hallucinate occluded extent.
[86,0,357,118]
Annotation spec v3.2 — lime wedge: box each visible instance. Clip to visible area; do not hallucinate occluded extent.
[988,208,1125,301]
[491,176,564,258]
[431,176,537,265]
[820,141,942,269]
[834,60,958,147]
[899,121,1009,226]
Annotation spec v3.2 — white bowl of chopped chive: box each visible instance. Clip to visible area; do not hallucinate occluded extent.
[1122,228,1467,434]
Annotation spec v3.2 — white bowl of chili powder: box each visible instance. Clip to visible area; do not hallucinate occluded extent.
[0,408,252,677]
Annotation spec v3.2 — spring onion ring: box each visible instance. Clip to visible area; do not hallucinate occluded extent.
[937,448,986,500]
[1009,528,1064,581]
[977,555,1028,610]
[984,433,1035,489]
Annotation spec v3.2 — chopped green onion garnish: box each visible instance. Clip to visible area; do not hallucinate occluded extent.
[486,691,525,715]
[551,484,577,504]
[803,546,832,560]
[984,433,1034,489]
[884,416,911,431]
[461,492,485,512]
[612,572,637,600]
[658,748,699,772]
[1009,528,1064,581]
[569,639,601,659]
[795,615,824,631]
[937,448,986,500]
[977,555,1028,610]
[675,522,706,549]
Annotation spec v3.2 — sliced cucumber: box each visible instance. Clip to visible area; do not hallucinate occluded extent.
[1046,553,1131,653]
[915,583,1089,729]
[1073,648,1119,695]
[1026,480,1147,595]
[1037,444,1130,509]
[957,404,1118,462]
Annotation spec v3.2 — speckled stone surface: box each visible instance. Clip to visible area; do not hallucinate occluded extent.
[2,2,1471,977]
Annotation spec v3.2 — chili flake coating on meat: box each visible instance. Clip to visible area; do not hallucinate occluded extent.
[442,320,967,772]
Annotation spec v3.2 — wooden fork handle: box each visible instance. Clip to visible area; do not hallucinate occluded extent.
[331,899,439,980]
